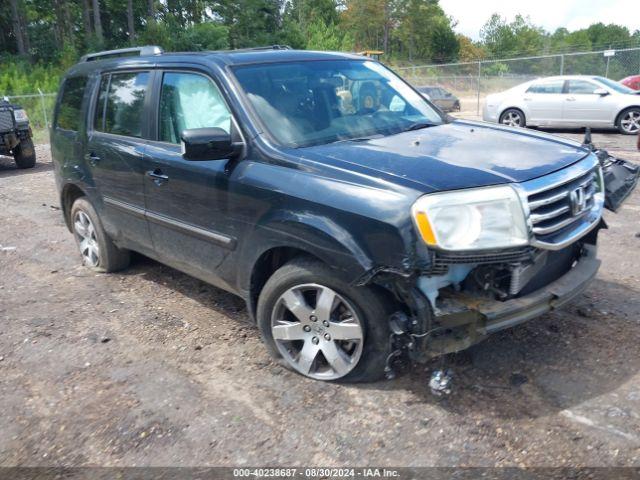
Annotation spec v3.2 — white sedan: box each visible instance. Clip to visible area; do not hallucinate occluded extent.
[483,75,640,134]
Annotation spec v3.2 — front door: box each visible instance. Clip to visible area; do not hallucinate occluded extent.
[143,70,237,287]
[87,70,152,252]
[562,79,616,127]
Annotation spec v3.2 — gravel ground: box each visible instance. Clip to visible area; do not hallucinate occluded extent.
[1,132,640,467]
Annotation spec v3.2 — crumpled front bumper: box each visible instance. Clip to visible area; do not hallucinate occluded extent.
[419,244,600,358]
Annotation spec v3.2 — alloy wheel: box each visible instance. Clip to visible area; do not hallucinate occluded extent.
[73,211,100,267]
[270,283,364,380]
[501,110,522,127]
[621,110,640,134]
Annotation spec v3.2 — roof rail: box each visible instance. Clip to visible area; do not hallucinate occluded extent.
[230,45,292,53]
[80,45,164,62]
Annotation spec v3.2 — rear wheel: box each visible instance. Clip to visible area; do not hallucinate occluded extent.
[616,107,640,135]
[257,257,393,382]
[499,108,526,128]
[70,198,130,272]
[13,138,36,169]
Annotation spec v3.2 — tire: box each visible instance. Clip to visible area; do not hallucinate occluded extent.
[70,197,130,273]
[499,108,526,128]
[13,138,36,169]
[616,107,640,135]
[257,257,393,382]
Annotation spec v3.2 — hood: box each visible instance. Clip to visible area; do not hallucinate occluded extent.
[294,120,590,192]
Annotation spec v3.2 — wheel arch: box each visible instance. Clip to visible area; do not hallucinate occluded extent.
[247,246,325,321]
[615,105,640,128]
[499,106,526,122]
[60,182,88,231]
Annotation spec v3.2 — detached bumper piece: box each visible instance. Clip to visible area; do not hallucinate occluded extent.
[421,245,600,357]
[601,155,639,212]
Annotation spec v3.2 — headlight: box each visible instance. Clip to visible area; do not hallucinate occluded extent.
[412,185,529,251]
[13,109,28,123]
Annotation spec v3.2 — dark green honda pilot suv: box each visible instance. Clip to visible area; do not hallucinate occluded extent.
[51,46,638,382]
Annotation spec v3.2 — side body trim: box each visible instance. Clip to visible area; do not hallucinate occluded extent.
[103,196,236,249]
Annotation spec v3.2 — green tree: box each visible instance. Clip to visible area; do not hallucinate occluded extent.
[480,13,545,58]
[394,0,458,62]
[306,18,353,51]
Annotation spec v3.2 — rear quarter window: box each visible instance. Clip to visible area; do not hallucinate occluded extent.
[55,76,88,131]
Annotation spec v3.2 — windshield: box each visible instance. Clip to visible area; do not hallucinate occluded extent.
[232,60,444,147]
[593,76,636,94]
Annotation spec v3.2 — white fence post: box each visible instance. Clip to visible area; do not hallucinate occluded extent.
[476,61,481,115]
[37,89,49,129]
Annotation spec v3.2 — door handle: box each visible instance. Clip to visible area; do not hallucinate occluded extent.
[566,97,576,101]
[146,169,169,185]
[523,97,532,101]
[85,152,101,165]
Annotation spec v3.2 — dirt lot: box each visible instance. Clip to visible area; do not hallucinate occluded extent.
[1,131,640,467]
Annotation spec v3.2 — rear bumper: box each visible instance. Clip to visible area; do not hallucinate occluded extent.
[482,102,499,122]
[420,244,600,357]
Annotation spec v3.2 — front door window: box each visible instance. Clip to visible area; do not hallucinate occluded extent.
[159,72,231,144]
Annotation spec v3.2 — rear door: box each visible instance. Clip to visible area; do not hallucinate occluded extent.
[51,76,89,181]
[87,70,152,252]
[142,69,238,287]
[523,79,566,125]
[562,79,616,127]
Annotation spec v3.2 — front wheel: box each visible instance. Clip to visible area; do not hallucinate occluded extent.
[499,108,526,128]
[617,107,640,135]
[13,138,36,169]
[257,257,393,382]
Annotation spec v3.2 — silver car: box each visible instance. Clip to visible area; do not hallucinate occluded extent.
[483,75,640,134]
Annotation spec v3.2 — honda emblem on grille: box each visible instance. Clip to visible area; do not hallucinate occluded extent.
[569,186,587,215]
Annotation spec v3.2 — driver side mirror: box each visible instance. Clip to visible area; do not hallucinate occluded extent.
[181,127,242,161]
[594,88,609,96]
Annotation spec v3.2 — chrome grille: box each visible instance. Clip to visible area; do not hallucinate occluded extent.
[527,168,598,239]
[0,108,13,132]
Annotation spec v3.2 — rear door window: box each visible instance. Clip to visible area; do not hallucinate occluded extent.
[93,75,109,131]
[98,71,149,138]
[56,76,88,131]
[527,80,564,94]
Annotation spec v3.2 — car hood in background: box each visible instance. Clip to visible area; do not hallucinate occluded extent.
[295,120,590,192]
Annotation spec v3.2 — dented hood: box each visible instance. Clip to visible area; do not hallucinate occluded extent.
[296,120,590,192]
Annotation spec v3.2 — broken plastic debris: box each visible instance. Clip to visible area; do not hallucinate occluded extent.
[429,369,453,396]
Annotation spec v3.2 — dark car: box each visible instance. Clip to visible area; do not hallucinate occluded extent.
[0,97,36,169]
[51,46,638,382]
[416,86,460,112]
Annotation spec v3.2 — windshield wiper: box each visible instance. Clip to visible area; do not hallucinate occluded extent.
[328,135,379,145]
[403,122,437,132]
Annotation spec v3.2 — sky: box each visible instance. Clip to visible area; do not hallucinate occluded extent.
[439,0,639,41]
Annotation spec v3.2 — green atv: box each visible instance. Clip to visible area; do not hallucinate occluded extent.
[0,97,36,169]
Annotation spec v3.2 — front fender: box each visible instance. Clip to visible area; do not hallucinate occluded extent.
[236,209,375,293]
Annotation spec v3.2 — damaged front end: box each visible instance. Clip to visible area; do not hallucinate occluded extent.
[387,146,638,364]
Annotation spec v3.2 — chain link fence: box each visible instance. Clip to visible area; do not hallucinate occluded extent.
[397,46,640,116]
